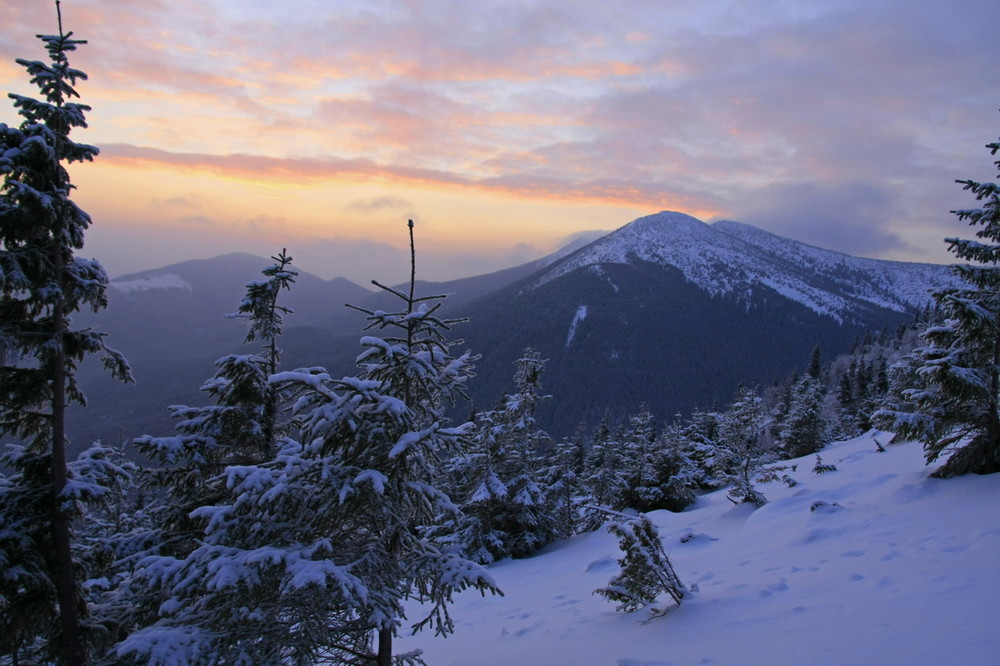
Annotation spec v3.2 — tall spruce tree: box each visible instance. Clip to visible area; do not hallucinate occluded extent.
[0,5,130,663]
[448,349,555,563]
[776,374,826,459]
[118,224,500,665]
[878,129,1000,476]
[114,252,299,662]
[717,387,774,506]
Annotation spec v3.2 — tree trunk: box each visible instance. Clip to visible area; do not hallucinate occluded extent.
[376,627,393,666]
[51,293,85,665]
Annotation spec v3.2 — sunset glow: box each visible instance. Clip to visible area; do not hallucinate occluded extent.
[2,0,998,284]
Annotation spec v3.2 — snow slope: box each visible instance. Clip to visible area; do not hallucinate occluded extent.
[399,434,1000,665]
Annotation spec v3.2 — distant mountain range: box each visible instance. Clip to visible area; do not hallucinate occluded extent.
[71,212,962,448]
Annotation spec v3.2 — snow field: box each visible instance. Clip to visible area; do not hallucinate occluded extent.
[400,433,1000,665]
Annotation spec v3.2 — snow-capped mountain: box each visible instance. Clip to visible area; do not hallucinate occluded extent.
[457,212,958,435]
[534,211,959,324]
[70,212,960,447]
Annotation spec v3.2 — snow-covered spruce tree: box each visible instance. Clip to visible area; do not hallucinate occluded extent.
[594,512,687,619]
[446,349,556,562]
[111,252,299,661]
[878,132,1000,477]
[676,408,723,489]
[539,425,589,540]
[297,220,501,664]
[118,222,500,665]
[132,251,297,553]
[717,386,777,506]
[0,6,130,664]
[647,421,700,512]
[775,373,826,459]
[620,404,660,511]
[0,440,132,664]
[618,406,699,513]
[580,412,628,530]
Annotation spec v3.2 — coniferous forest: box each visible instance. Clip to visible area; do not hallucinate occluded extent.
[2,6,1000,665]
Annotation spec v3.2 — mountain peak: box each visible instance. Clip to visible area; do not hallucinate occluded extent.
[532,211,960,324]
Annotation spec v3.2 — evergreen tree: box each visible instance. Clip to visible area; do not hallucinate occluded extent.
[0,6,130,663]
[581,412,627,529]
[776,374,826,459]
[620,404,660,511]
[594,513,686,618]
[878,130,1000,477]
[619,406,699,513]
[113,253,300,661]
[676,408,723,488]
[120,222,500,665]
[448,349,556,562]
[131,251,296,557]
[649,423,700,512]
[717,387,775,506]
[541,425,589,539]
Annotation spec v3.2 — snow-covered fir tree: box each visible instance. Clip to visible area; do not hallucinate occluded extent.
[620,404,661,511]
[716,386,776,506]
[594,512,687,618]
[617,405,700,513]
[646,421,700,512]
[447,349,557,562]
[0,7,130,663]
[775,373,826,459]
[130,251,297,553]
[113,252,300,661]
[540,424,589,539]
[118,222,500,665]
[877,129,1000,477]
[675,408,723,489]
[580,412,628,529]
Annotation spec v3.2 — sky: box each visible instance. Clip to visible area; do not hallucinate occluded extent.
[2,0,999,285]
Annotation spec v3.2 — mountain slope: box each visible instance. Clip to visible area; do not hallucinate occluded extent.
[535,212,958,324]
[69,213,960,446]
[456,212,959,435]
[71,254,372,449]
[398,433,1000,665]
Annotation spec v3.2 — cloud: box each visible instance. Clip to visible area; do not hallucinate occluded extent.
[7,0,1000,272]
[348,196,414,213]
[97,143,720,215]
[732,181,903,257]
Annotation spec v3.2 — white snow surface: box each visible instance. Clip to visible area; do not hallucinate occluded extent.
[566,305,588,347]
[533,212,963,323]
[110,273,193,294]
[400,433,1000,665]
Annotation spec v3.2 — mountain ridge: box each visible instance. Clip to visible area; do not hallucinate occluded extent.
[72,212,959,445]
[532,211,958,325]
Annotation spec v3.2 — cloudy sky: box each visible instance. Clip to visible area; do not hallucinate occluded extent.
[2,0,998,284]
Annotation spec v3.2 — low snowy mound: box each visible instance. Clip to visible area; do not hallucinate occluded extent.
[400,434,1000,665]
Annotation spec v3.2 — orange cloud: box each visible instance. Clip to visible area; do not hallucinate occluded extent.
[97,143,719,217]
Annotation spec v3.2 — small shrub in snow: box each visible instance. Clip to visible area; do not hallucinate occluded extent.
[595,514,686,619]
[812,455,838,474]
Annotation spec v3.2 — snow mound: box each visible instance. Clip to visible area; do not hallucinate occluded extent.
[400,434,1000,665]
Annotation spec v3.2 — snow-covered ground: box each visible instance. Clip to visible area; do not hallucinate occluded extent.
[399,433,1000,665]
